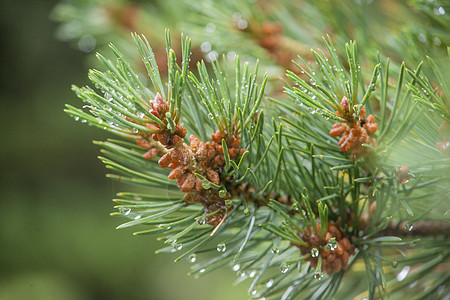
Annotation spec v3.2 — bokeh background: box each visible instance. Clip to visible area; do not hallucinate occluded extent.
[0,1,246,299]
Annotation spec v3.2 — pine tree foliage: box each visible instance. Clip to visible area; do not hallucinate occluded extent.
[60,0,449,299]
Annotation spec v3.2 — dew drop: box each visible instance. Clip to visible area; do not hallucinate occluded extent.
[198,218,206,225]
[249,270,257,278]
[199,268,206,273]
[311,248,319,258]
[391,261,398,268]
[250,289,257,296]
[434,6,445,15]
[119,207,131,216]
[404,223,414,231]
[238,270,246,277]
[202,182,211,189]
[208,113,214,119]
[74,116,80,121]
[397,266,410,281]
[189,253,197,263]
[133,214,141,220]
[280,262,289,273]
[266,279,274,287]
[172,242,182,251]
[314,272,323,280]
[327,238,337,251]
[217,243,226,252]
[233,264,240,271]
[271,248,279,254]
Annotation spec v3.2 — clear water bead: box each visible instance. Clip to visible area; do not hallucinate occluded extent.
[217,243,226,252]
[311,248,319,258]
[233,264,240,271]
[119,207,131,216]
[172,243,182,251]
[314,272,323,280]
[280,262,289,273]
[189,253,197,263]
[271,248,279,254]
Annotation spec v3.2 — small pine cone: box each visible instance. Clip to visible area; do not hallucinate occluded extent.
[151,93,169,116]
[228,147,239,159]
[181,173,196,192]
[328,224,343,239]
[211,130,223,144]
[394,165,411,184]
[207,169,220,185]
[143,148,158,160]
[195,177,203,191]
[146,124,159,131]
[259,35,280,49]
[340,97,349,113]
[214,155,225,166]
[365,114,377,133]
[358,105,366,119]
[330,123,348,137]
[176,125,187,138]
[339,134,354,152]
[158,152,172,168]
[190,135,200,149]
[173,135,183,147]
[261,21,283,35]
[230,136,240,148]
[168,167,184,179]
[136,138,153,149]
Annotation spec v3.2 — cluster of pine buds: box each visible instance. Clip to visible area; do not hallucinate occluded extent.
[135,93,245,226]
[296,223,354,275]
[329,97,377,158]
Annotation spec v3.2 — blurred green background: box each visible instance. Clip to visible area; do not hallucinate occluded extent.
[0,1,246,299]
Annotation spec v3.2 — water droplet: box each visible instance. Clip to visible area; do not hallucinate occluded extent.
[189,253,197,263]
[202,182,211,189]
[119,207,131,216]
[271,248,279,254]
[74,116,80,121]
[132,128,139,134]
[314,272,323,280]
[217,243,226,252]
[205,23,216,33]
[136,111,144,118]
[133,214,141,220]
[237,19,248,30]
[266,279,274,287]
[198,218,206,225]
[199,268,206,273]
[433,37,442,46]
[280,262,289,273]
[418,33,427,43]
[327,238,337,251]
[250,289,257,296]
[249,270,257,278]
[391,261,398,268]
[233,264,240,271]
[238,270,246,277]
[172,242,182,251]
[397,266,410,281]
[434,6,445,15]
[311,248,319,257]
[404,223,414,231]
